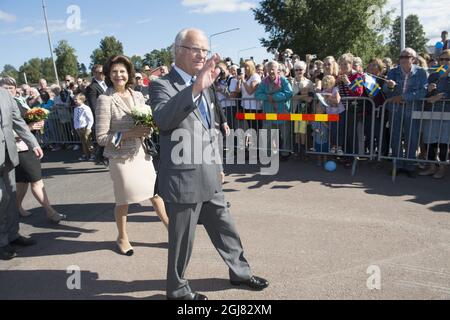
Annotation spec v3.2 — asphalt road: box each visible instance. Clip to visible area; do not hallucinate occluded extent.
[1,150,449,300]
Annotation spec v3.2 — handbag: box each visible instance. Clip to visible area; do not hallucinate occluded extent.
[143,135,159,157]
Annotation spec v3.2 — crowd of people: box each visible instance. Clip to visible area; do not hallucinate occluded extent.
[1,25,450,300]
[1,28,270,301]
[212,34,450,178]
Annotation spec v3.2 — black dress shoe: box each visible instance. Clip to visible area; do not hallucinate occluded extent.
[0,245,17,260]
[167,292,208,300]
[10,236,37,247]
[230,276,269,291]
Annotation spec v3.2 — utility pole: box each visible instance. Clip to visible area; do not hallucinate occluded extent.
[400,0,406,51]
[42,0,59,84]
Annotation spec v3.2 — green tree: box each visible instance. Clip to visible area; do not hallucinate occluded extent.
[143,47,172,69]
[18,58,42,85]
[54,40,78,79]
[1,64,19,81]
[253,0,392,63]
[388,14,429,58]
[130,55,144,71]
[78,63,88,78]
[90,36,124,68]
[40,57,56,84]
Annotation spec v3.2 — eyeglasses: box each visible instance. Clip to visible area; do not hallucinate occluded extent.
[135,77,142,80]
[178,45,210,55]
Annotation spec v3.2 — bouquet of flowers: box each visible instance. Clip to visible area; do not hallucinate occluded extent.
[23,107,49,123]
[131,105,158,131]
[23,107,49,134]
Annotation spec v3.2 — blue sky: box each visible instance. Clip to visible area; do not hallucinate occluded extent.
[1,0,449,70]
[0,0,269,69]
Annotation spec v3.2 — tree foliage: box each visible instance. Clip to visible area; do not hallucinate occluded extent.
[388,14,429,58]
[90,36,124,68]
[143,47,173,69]
[1,64,19,81]
[130,55,144,71]
[253,0,392,62]
[54,40,79,79]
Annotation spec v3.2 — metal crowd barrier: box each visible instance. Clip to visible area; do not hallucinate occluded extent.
[35,106,81,146]
[378,99,450,181]
[39,97,450,182]
[306,97,377,176]
[219,96,376,176]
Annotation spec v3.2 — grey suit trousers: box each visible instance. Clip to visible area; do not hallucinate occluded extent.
[0,154,20,247]
[166,191,252,298]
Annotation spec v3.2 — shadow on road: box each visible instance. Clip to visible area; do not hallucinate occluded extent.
[0,269,238,300]
[10,231,168,258]
[224,159,450,213]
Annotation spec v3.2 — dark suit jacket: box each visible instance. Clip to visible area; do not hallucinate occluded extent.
[85,79,105,113]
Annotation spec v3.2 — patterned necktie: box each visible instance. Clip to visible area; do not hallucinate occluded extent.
[191,76,210,128]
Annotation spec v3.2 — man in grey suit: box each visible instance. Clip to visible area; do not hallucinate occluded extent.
[150,28,268,300]
[0,87,43,260]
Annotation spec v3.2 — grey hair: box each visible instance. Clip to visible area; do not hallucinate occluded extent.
[171,28,208,62]
[0,76,17,87]
[294,61,307,70]
[401,47,418,59]
[265,60,279,71]
[338,53,354,65]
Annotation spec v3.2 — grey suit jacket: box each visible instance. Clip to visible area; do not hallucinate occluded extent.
[149,69,223,204]
[0,88,39,168]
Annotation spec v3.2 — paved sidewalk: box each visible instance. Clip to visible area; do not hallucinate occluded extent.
[1,151,449,300]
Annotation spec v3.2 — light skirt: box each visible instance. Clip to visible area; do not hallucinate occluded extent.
[109,145,156,205]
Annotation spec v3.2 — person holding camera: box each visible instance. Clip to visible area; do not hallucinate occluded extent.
[214,62,239,130]
[237,59,262,140]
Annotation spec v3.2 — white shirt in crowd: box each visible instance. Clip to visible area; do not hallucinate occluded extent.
[241,73,261,110]
[216,76,238,108]
[73,103,94,130]
[95,78,108,92]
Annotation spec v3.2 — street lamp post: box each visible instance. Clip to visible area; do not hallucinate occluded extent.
[401,0,406,51]
[237,46,258,64]
[42,0,59,84]
[209,28,240,56]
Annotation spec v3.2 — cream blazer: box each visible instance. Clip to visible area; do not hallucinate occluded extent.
[95,88,150,159]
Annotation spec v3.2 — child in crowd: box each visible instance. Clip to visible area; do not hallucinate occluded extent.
[73,93,95,161]
[320,75,344,156]
[311,103,329,167]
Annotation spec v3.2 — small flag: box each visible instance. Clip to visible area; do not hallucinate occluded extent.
[363,73,381,97]
[349,77,364,92]
[369,84,381,97]
[434,64,449,75]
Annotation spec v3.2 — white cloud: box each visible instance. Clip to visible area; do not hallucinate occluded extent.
[182,0,256,14]
[0,26,34,35]
[386,0,450,44]
[0,10,16,22]
[1,19,102,36]
[81,29,102,36]
[136,18,152,24]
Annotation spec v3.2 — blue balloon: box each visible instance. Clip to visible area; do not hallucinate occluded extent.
[325,161,337,172]
[436,41,444,49]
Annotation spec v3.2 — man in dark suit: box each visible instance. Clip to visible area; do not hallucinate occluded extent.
[85,64,108,165]
[150,28,268,300]
[0,87,43,260]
